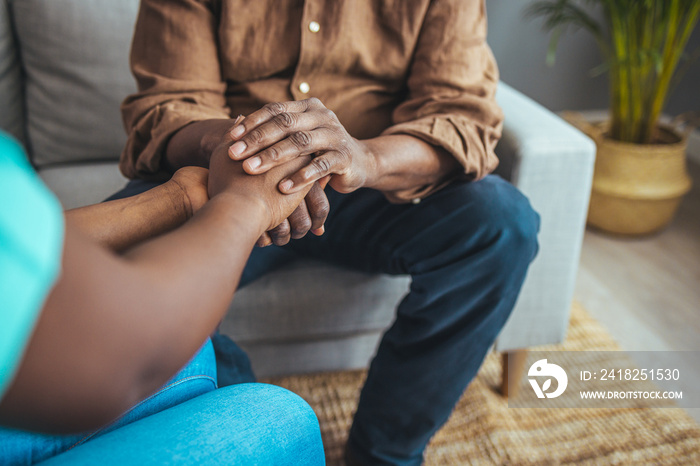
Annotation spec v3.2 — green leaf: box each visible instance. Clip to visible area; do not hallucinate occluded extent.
[546,28,563,65]
[525,0,700,143]
[589,61,609,77]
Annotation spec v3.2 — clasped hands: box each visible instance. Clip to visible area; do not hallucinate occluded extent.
[208,98,377,246]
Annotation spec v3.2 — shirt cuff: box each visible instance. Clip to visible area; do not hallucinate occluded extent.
[121,101,231,180]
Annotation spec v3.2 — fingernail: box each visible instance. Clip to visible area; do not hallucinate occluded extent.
[279,179,294,192]
[245,157,261,171]
[230,141,246,157]
[312,225,325,236]
[231,125,245,139]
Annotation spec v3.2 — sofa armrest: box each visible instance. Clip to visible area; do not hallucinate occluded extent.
[493,82,596,351]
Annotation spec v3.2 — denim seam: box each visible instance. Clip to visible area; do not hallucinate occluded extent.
[67,374,217,450]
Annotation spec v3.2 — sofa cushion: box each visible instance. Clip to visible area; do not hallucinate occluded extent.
[12,0,139,167]
[38,162,128,209]
[0,0,24,144]
[222,260,409,342]
[240,333,385,377]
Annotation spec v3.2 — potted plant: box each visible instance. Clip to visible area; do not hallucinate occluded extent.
[527,0,699,235]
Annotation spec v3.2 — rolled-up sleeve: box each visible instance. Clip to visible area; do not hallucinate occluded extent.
[381,0,503,199]
[120,0,230,180]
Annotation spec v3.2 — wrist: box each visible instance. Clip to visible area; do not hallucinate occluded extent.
[210,192,270,236]
[357,138,382,190]
[158,180,192,225]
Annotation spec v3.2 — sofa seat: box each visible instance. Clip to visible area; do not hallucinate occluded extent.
[223,260,409,376]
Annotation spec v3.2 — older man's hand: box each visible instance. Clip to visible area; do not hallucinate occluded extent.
[227,98,378,197]
[208,143,315,236]
[212,115,330,247]
[262,177,330,247]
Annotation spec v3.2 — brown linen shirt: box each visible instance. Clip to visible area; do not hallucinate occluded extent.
[121,0,504,201]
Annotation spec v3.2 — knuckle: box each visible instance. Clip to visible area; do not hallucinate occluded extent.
[248,128,265,144]
[339,147,351,159]
[292,217,313,236]
[322,108,336,121]
[274,112,296,129]
[311,201,330,220]
[273,236,290,246]
[307,97,322,107]
[291,131,313,149]
[264,102,285,117]
[272,222,291,237]
[278,222,291,236]
[264,145,281,162]
[311,157,332,175]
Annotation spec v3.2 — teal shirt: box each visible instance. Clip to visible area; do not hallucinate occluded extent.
[0,132,64,400]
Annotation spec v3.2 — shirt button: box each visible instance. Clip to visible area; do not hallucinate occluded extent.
[411,198,422,205]
[299,82,310,94]
[309,21,320,33]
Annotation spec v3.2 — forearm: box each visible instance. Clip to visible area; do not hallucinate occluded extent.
[164,119,233,172]
[361,134,461,201]
[65,180,190,252]
[121,194,265,380]
[0,195,266,433]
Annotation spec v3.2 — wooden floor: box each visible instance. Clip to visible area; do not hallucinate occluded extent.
[574,158,700,421]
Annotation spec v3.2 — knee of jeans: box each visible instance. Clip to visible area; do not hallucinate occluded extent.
[497,190,540,267]
[243,384,324,463]
[278,387,320,437]
[398,178,540,279]
[260,384,319,428]
[456,177,540,272]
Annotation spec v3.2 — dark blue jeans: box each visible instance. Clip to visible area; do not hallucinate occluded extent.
[111,175,540,465]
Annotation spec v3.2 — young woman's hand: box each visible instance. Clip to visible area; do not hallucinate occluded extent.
[208,142,314,233]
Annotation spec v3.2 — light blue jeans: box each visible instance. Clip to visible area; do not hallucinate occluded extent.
[0,340,324,465]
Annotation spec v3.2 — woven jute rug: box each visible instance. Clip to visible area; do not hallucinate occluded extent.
[265,303,700,465]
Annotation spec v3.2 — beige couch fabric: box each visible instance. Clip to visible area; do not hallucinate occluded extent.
[12,0,138,167]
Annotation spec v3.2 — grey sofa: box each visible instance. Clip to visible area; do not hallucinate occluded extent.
[0,0,595,386]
